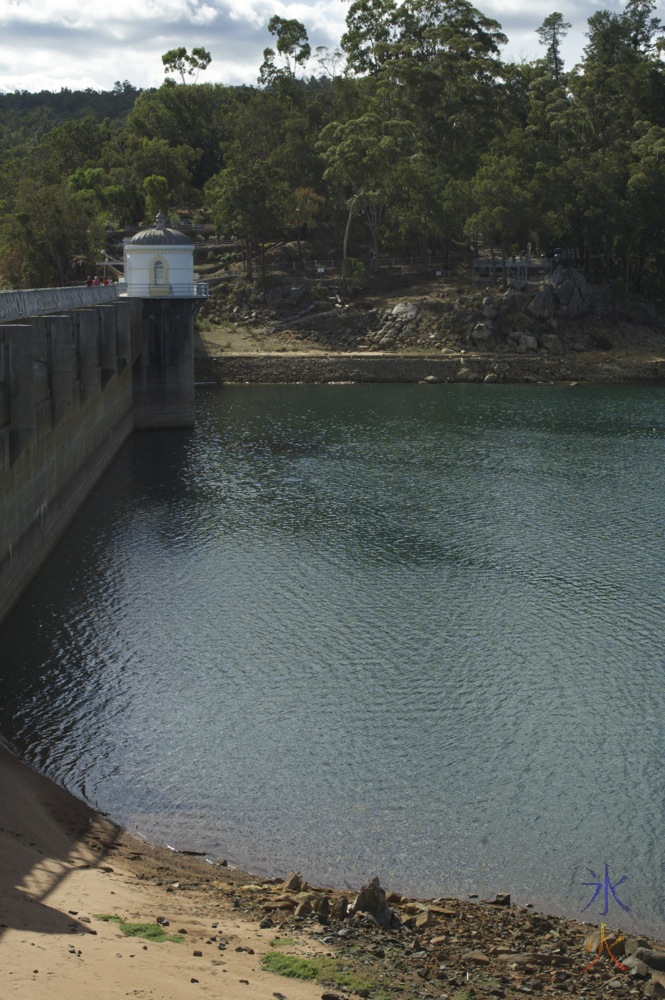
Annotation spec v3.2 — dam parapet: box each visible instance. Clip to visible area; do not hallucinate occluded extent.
[0,284,119,323]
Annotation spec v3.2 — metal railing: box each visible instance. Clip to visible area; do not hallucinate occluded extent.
[0,284,119,323]
[117,282,209,298]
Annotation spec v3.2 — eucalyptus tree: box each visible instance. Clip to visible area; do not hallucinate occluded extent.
[315,46,347,79]
[467,148,532,268]
[142,175,169,221]
[623,125,665,291]
[341,0,508,178]
[205,82,315,277]
[259,16,311,86]
[341,0,399,75]
[536,13,571,81]
[205,162,287,279]
[162,47,212,84]
[318,104,415,275]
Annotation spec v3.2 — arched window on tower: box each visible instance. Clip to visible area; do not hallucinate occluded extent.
[153,260,165,285]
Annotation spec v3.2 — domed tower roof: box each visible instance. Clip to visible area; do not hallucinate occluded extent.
[128,211,192,246]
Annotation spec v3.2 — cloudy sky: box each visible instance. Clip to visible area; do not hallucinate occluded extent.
[0,0,654,94]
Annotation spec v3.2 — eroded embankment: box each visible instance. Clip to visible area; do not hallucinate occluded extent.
[195,351,665,385]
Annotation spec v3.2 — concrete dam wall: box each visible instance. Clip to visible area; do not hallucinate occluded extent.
[0,294,199,627]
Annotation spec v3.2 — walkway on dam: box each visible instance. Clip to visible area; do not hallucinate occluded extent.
[0,285,119,324]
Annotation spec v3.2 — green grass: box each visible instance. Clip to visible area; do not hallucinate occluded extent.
[260,951,375,993]
[269,937,296,948]
[261,953,320,980]
[94,914,184,943]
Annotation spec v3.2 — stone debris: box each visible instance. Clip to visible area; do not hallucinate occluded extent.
[107,833,665,1000]
[229,871,665,999]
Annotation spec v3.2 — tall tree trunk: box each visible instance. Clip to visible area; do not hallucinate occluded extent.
[342,195,358,285]
[245,233,253,280]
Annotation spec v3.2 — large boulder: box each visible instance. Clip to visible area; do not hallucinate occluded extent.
[392,301,418,322]
[551,267,592,318]
[350,877,399,928]
[456,365,482,382]
[528,285,556,319]
[567,286,591,318]
[472,322,495,350]
[542,333,563,354]
[500,291,519,313]
[519,333,539,353]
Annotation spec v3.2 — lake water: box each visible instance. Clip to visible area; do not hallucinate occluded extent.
[1,382,664,936]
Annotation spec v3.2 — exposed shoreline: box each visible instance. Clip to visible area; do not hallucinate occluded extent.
[3,741,665,998]
[194,348,665,386]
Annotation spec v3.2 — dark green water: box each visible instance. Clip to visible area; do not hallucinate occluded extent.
[1,382,664,934]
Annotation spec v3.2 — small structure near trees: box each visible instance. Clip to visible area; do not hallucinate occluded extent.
[121,212,208,298]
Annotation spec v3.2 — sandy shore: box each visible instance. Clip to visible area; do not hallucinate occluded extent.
[0,744,327,1000]
[5,741,665,999]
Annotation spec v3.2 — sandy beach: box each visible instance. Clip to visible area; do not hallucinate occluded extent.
[0,743,327,1000]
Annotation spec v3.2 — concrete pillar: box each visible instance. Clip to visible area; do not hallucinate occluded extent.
[0,333,9,470]
[48,315,77,427]
[5,324,35,463]
[100,305,117,387]
[30,316,50,405]
[116,300,131,373]
[133,298,200,428]
[77,309,102,402]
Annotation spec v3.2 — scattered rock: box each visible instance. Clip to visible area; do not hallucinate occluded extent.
[330,896,348,921]
[456,366,481,382]
[519,334,538,353]
[622,954,650,977]
[637,948,665,971]
[282,871,303,893]
[462,950,491,965]
[542,334,562,354]
[350,877,399,929]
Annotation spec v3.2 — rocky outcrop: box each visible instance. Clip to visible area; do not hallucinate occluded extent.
[529,268,592,322]
[352,270,600,358]
[202,267,665,363]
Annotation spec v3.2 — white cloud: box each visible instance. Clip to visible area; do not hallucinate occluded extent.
[0,0,661,93]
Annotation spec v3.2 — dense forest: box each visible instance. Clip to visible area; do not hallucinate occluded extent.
[1,0,665,297]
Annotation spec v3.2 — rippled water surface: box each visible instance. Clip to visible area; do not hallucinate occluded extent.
[1,383,665,934]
